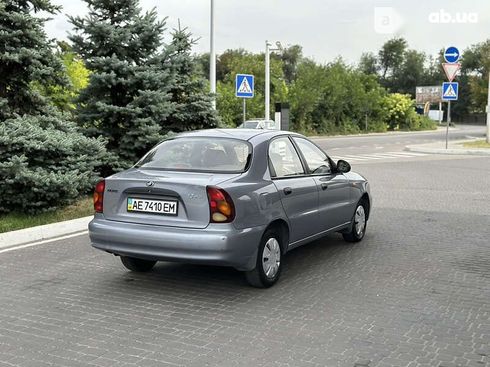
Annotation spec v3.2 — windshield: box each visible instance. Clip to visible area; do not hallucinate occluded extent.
[135,137,252,173]
[243,121,260,128]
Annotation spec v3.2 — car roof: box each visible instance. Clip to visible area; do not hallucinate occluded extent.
[176,128,301,141]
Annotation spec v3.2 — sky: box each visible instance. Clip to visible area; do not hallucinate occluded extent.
[45,0,490,64]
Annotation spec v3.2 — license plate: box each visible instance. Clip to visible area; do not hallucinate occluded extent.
[127,198,178,216]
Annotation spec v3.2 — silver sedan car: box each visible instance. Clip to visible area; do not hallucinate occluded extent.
[89,129,371,287]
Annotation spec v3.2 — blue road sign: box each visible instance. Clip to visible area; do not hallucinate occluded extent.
[444,46,460,63]
[442,82,458,101]
[235,74,254,98]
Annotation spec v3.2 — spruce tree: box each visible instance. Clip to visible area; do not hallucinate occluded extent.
[0,0,107,214]
[0,0,67,120]
[69,0,174,168]
[164,26,219,132]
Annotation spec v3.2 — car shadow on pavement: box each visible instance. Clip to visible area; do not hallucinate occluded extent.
[101,232,356,296]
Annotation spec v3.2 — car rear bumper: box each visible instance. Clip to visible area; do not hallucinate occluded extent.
[88,215,265,271]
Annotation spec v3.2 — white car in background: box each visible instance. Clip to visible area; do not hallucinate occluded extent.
[238,119,276,130]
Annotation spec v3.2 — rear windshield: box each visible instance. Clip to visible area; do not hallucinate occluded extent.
[135,137,252,173]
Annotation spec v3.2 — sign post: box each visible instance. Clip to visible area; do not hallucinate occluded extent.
[439,101,442,125]
[242,99,246,122]
[235,74,254,124]
[442,82,459,149]
[441,46,460,149]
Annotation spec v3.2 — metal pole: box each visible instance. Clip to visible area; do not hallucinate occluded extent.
[486,72,490,143]
[446,101,451,149]
[438,101,442,125]
[243,99,246,123]
[265,41,270,120]
[209,0,216,109]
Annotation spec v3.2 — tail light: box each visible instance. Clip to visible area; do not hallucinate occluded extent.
[93,180,105,213]
[207,186,235,223]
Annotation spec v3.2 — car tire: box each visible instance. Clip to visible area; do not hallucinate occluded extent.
[120,256,157,272]
[342,200,368,243]
[245,228,283,288]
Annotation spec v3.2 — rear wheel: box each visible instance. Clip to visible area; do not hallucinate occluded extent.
[120,256,156,272]
[245,229,283,288]
[342,200,368,243]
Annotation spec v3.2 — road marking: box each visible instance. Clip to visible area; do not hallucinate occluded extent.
[331,151,428,162]
[0,231,88,255]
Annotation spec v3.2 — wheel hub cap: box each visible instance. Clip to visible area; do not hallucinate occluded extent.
[262,238,281,278]
[355,205,366,237]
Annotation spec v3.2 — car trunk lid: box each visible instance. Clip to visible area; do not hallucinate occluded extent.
[102,168,239,229]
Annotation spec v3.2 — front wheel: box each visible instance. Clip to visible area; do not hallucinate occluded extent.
[245,229,283,288]
[120,256,156,272]
[342,201,368,243]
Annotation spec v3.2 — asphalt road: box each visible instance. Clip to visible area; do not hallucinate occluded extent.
[313,124,486,157]
[1,132,489,367]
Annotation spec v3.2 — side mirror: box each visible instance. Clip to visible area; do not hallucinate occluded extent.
[336,160,351,173]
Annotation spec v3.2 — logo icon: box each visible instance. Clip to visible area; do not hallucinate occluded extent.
[374,7,403,34]
[146,181,155,187]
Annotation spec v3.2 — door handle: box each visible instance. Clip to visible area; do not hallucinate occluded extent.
[283,187,293,195]
[321,183,329,190]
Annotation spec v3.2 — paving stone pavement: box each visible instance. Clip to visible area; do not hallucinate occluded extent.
[0,156,489,367]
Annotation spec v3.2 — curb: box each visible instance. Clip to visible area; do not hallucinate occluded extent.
[0,216,92,250]
[406,144,490,156]
[309,127,455,140]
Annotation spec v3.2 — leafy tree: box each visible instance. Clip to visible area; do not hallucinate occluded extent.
[163,26,219,132]
[288,59,329,132]
[290,59,387,134]
[34,42,90,113]
[378,37,407,90]
[277,44,303,84]
[69,0,174,168]
[358,52,378,75]
[216,49,249,82]
[0,0,107,214]
[462,40,490,113]
[394,50,427,95]
[215,50,287,126]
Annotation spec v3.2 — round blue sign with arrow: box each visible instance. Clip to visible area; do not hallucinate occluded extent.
[444,46,460,63]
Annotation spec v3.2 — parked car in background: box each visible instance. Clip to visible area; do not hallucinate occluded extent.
[89,129,371,287]
[238,119,276,129]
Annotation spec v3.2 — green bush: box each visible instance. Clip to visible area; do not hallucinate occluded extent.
[382,93,415,130]
[417,115,437,130]
[0,115,109,214]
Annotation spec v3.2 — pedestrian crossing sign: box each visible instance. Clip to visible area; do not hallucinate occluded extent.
[442,82,458,101]
[235,74,254,98]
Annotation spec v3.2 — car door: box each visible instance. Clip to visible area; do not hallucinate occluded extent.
[269,136,319,243]
[292,137,351,232]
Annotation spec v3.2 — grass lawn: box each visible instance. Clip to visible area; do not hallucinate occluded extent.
[0,197,93,233]
[462,140,490,149]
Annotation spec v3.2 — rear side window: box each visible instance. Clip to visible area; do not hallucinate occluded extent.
[269,137,305,178]
[136,137,251,173]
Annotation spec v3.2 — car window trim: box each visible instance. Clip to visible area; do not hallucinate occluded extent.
[291,136,338,176]
[267,134,308,180]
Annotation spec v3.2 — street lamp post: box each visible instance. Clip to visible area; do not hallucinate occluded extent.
[265,40,282,122]
[209,0,216,109]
